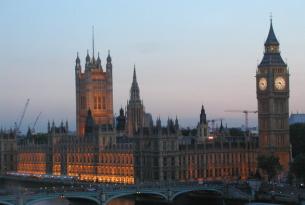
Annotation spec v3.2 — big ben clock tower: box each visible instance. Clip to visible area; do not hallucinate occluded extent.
[256,20,291,171]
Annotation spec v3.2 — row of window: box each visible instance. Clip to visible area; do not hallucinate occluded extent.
[18,153,45,162]
[178,152,256,166]
[52,154,133,165]
[80,96,106,110]
[179,167,250,179]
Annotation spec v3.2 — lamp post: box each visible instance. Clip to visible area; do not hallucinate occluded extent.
[99,189,105,205]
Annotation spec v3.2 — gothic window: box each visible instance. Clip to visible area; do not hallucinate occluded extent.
[102,96,106,110]
[163,157,167,167]
[98,96,102,109]
[153,157,158,166]
[280,101,285,113]
[171,171,175,180]
[171,157,175,166]
[153,141,158,150]
[80,96,86,109]
[94,96,97,110]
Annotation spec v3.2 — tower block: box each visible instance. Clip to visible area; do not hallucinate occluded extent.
[256,20,291,171]
[75,32,113,136]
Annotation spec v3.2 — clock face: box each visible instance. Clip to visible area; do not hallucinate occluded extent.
[259,77,267,91]
[275,76,286,90]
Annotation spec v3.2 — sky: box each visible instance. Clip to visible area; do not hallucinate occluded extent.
[0,0,304,133]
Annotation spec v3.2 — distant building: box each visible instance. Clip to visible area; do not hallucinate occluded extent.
[0,130,17,174]
[289,113,305,125]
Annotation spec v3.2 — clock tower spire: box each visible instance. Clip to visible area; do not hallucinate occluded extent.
[256,20,291,171]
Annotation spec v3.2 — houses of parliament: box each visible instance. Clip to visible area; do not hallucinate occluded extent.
[1,20,291,184]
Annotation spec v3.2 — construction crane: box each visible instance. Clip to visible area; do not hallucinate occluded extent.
[31,112,42,134]
[207,118,224,132]
[14,98,30,136]
[224,110,257,131]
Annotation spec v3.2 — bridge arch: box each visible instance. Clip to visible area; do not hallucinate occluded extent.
[105,191,167,205]
[26,195,99,205]
[170,188,223,201]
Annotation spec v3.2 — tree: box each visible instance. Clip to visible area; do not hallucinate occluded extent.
[290,123,305,157]
[291,153,305,183]
[257,155,282,181]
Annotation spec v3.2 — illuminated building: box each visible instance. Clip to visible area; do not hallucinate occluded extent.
[75,30,113,136]
[17,127,55,175]
[16,21,290,183]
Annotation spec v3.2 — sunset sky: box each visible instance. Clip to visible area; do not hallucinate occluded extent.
[0,0,304,133]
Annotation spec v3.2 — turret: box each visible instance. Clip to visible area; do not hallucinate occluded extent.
[175,116,179,131]
[106,50,112,72]
[47,120,50,133]
[197,105,209,141]
[65,120,69,133]
[96,52,102,70]
[75,52,81,68]
[156,117,162,129]
[167,118,175,134]
[200,105,207,124]
[85,50,90,65]
[130,65,140,101]
[75,52,81,75]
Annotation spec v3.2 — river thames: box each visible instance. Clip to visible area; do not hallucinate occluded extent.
[0,177,296,205]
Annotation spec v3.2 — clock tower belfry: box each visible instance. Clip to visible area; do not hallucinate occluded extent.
[256,20,291,171]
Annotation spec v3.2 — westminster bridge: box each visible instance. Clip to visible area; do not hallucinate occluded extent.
[0,182,251,205]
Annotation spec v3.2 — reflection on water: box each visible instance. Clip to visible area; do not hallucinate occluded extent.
[31,198,70,205]
[108,198,135,205]
[28,192,226,205]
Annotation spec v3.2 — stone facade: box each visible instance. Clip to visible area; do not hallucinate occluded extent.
[0,131,17,174]
[133,113,258,183]
[75,47,113,136]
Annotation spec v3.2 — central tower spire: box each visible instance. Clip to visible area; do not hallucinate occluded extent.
[126,65,144,136]
[130,64,140,101]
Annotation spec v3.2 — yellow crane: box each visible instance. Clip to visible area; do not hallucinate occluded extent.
[14,98,30,136]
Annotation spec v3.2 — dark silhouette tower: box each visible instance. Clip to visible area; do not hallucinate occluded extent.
[126,65,144,136]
